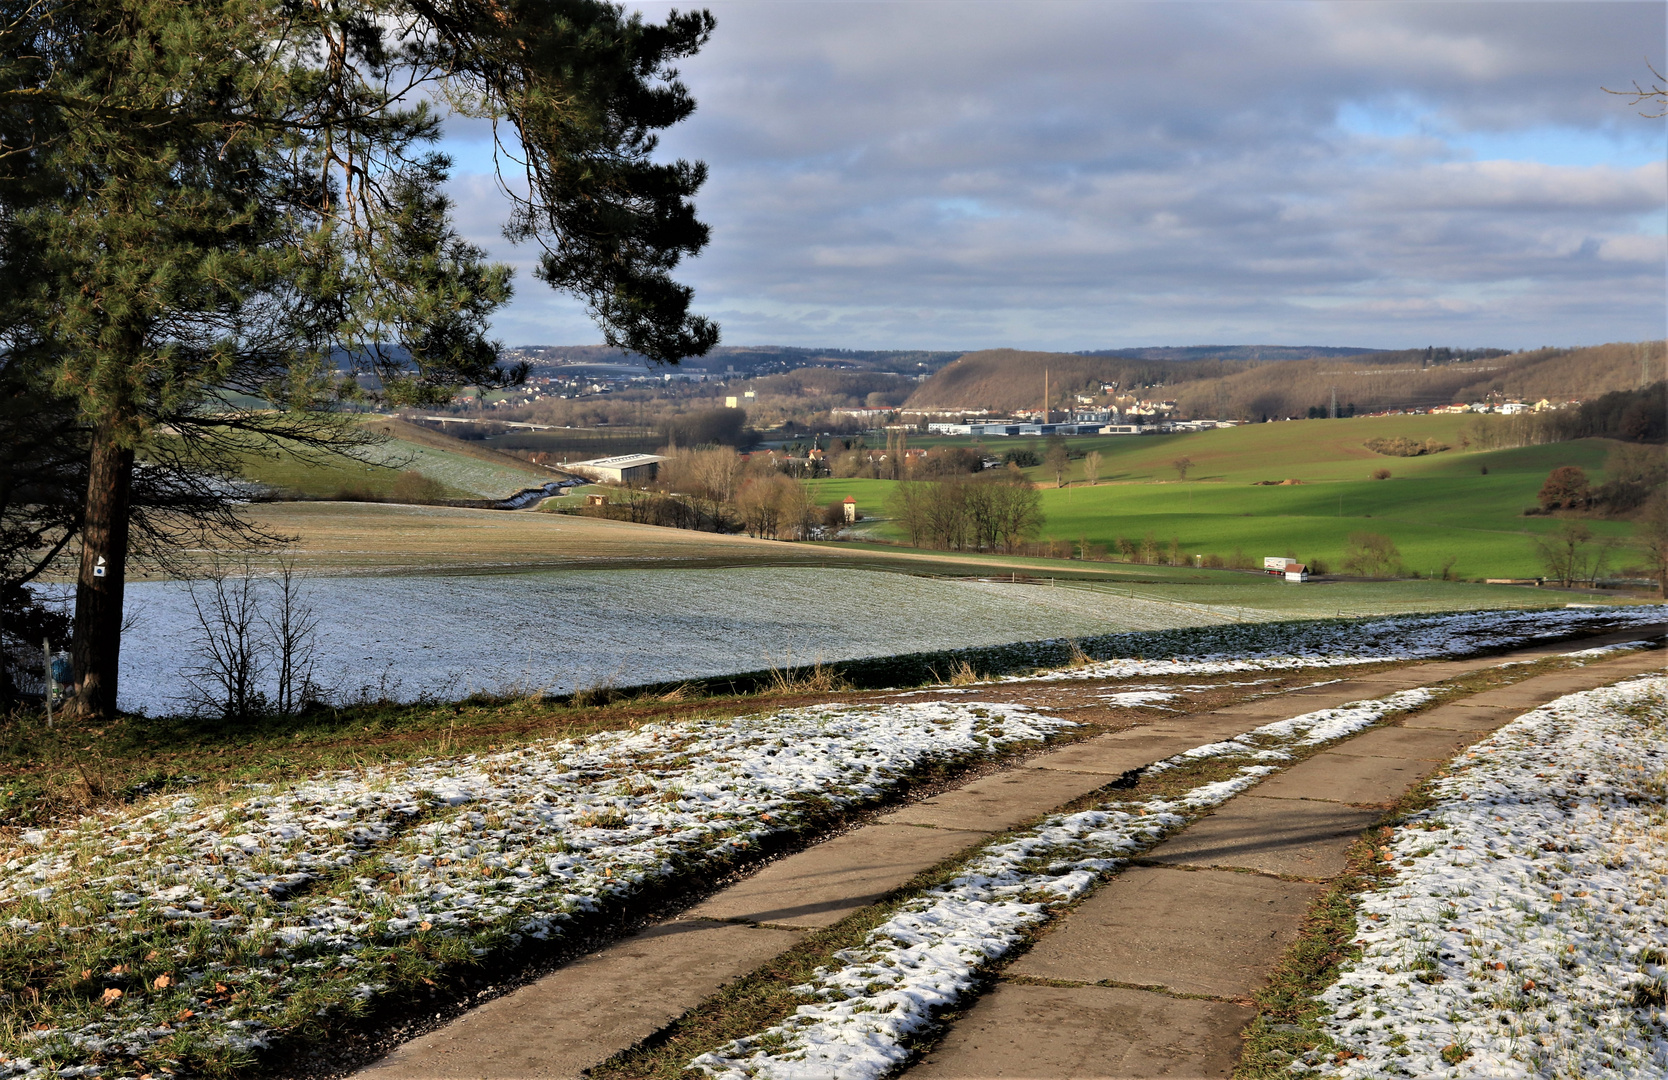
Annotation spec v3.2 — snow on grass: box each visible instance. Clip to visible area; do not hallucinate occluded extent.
[1016,606,1666,683]
[0,702,1071,1080]
[1299,676,1668,1080]
[688,689,1436,1080]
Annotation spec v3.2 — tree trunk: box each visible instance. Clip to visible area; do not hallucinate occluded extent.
[68,423,135,720]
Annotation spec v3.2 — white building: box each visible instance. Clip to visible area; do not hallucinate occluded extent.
[563,453,664,485]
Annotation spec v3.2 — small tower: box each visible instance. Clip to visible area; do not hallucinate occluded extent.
[843,496,857,524]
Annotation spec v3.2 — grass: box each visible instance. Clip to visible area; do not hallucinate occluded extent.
[224,417,552,501]
[809,416,1644,580]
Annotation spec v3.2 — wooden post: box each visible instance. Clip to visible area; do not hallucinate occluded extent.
[42,638,53,729]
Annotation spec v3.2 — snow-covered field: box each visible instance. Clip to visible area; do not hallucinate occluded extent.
[0,702,1070,1080]
[688,689,1440,1080]
[1301,675,1668,1080]
[109,567,1248,715]
[1022,605,1666,682]
[107,574,1664,719]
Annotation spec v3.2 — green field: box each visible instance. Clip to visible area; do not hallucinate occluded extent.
[810,415,1643,580]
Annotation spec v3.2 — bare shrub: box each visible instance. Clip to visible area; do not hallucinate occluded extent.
[1341,532,1403,578]
[1365,437,1448,457]
[1371,467,1392,480]
[390,470,448,504]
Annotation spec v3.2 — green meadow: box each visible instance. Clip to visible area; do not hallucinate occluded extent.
[808,415,1637,581]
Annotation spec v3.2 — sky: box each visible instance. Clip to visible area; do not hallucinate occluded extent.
[437,1,1668,353]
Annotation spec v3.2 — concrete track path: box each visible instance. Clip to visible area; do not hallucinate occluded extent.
[355,630,1664,1080]
[907,646,1666,1079]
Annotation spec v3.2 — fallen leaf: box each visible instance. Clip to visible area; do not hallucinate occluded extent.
[1523,979,1537,991]
[100,988,123,1006]
[420,977,435,986]
[176,1009,194,1021]
[418,921,432,931]
[109,965,128,975]
[153,974,173,990]
[1552,892,1564,903]
[145,950,159,961]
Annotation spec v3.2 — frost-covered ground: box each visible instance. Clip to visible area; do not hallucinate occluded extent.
[0,702,1069,1080]
[106,575,1663,718]
[107,567,1248,715]
[1020,605,1666,682]
[3,606,1659,1078]
[688,689,1438,1080]
[1300,676,1668,1080]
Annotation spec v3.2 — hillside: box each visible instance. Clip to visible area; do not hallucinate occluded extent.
[1076,344,1377,362]
[905,341,1665,417]
[904,349,1253,413]
[232,416,553,500]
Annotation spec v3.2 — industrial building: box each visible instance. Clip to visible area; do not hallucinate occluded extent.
[562,453,664,485]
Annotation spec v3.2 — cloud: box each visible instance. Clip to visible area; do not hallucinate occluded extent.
[443,1,1667,350]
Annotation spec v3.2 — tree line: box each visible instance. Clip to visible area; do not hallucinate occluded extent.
[886,472,1044,553]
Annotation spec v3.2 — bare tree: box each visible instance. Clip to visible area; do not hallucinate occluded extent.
[1636,491,1668,598]
[181,559,268,720]
[1172,456,1194,481]
[1044,436,1071,488]
[1604,60,1667,117]
[1082,450,1103,486]
[263,558,322,717]
[1535,521,1610,588]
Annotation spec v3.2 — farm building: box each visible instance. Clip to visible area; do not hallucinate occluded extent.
[563,453,664,485]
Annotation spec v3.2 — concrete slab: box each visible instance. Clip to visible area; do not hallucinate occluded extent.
[909,983,1255,1078]
[685,823,986,928]
[1276,680,1386,702]
[1024,732,1197,776]
[356,919,798,1080]
[1342,725,1480,760]
[1250,751,1435,806]
[1144,796,1381,878]
[883,768,1115,833]
[1009,867,1323,998]
[1402,704,1516,731]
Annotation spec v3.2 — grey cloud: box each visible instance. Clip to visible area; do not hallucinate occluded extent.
[446,1,1666,350]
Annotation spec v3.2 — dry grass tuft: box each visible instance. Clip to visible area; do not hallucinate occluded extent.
[763,660,851,696]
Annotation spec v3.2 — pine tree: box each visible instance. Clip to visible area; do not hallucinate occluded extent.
[0,1,719,718]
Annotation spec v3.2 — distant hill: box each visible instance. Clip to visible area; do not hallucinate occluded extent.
[506,345,964,377]
[904,342,1665,418]
[1075,344,1379,363]
[903,349,1257,413]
